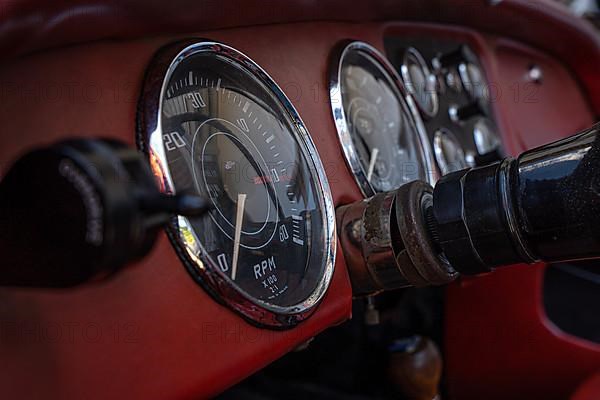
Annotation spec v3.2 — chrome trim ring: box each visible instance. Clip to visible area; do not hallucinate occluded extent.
[473,117,501,155]
[400,47,439,119]
[137,40,336,329]
[433,128,468,176]
[329,40,437,198]
[458,62,489,101]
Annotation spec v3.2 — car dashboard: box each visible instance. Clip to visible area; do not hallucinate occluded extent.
[0,1,598,399]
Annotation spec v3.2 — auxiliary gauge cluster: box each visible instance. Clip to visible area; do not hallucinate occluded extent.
[386,39,504,176]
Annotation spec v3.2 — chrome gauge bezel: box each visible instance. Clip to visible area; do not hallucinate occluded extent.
[458,62,488,102]
[137,40,336,329]
[400,47,439,119]
[433,127,467,176]
[473,117,501,155]
[329,40,436,198]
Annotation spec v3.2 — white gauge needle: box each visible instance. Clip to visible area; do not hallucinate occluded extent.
[231,193,247,281]
[367,147,379,181]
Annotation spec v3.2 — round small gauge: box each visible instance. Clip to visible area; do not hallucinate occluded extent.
[445,69,463,93]
[330,41,435,197]
[400,47,439,118]
[433,128,468,175]
[473,117,501,155]
[458,62,489,101]
[137,40,335,328]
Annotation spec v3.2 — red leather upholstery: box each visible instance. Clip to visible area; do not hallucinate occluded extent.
[0,1,598,399]
[571,372,600,400]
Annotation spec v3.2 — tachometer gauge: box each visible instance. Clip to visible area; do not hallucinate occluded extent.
[330,41,435,197]
[137,40,336,328]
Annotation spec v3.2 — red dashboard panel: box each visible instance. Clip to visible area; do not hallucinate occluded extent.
[572,373,600,400]
[0,22,390,399]
[0,24,371,399]
[492,38,595,149]
[0,0,597,115]
[0,1,598,399]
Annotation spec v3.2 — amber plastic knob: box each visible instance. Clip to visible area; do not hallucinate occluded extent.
[387,336,442,400]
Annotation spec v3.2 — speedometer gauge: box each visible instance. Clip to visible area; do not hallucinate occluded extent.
[137,40,335,328]
[330,41,435,197]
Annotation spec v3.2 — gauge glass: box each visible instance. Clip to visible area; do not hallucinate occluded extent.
[459,62,489,101]
[445,69,462,93]
[473,117,501,155]
[331,41,434,196]
[401,47,439,118]
[433,128,468,175]
[139,41,335,327]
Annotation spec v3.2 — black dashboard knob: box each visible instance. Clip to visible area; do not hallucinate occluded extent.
[432,45,473,70]
[0,138,209,287]
[449,101,484,122]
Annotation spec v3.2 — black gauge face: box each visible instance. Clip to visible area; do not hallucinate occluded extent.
[334,42,432,195]
[141,42,335,326]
